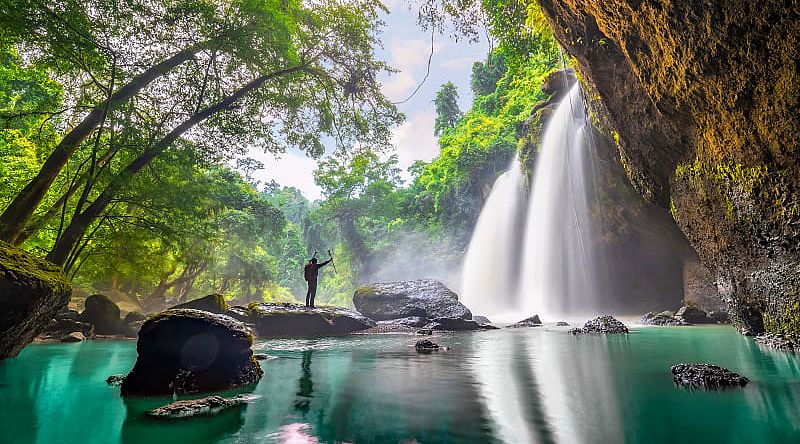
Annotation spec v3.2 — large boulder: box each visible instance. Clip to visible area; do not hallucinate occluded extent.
[570,315,629,334]
[676,306,715,324]
[80,294,124,334]
[640,311,688,326]
[508,315,543,328]
[0,241,71,360]
[671,363,748,390]
[353,280,471,321]
[171,294,229,314]
[121,309,262,396]
[242,303,375,337]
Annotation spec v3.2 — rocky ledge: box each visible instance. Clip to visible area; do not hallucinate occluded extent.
[147,394,256,419]
[234,303,374,337]
[507,315,543,328]
[754,333,797,352]
[121,309,262,396]
[353,279,471,321]
[640,311,688,326]
[570,316,629,334]
[0,240,71,360]
[671,363,749,390]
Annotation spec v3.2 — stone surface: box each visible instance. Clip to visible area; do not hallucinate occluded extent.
[472,315,492,325]
[640,311,688,326]
[353,279,471,321]
[755,333,797,352]
[60,331,85,342]
[106,374,126,386]
[80,294,123,335]
[537,0,800,337]
[424,317,494,331]
[146,395,254,419]
[172,294,229,314]
[508,315,542,328]
[415,339,439,351]
[43,317,94,338]
[0,240,71,360]
[556,321,569,327]
[123,311,147,335]
[570,315,629,334]
[671,363,749,389]
[243,303,374,337]
[376,316,428,328]
[121,309,262,396]
[676,306,715,324]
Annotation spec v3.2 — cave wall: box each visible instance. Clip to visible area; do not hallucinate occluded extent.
[537,0,800,333]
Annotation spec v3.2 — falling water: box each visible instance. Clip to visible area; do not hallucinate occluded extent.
[461,83,603,321]
[460,157,525,318]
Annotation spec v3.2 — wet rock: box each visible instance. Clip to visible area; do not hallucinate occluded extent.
[708,310,730,324]
[121,309,262,396]
[640,311,688,326]
[676,306,715,324]
[0,241,71,360]
[353,279,471,321]
[80,294,124,334]
[242,303,374,337]
[738,327,755,337]
[755,333,797,352]
[171,294,229,314]
[43,318,94,338]
[415,339,439,352]
[376,316,428,328]
[60,332,85,343]
[416,329,433,335]
[556,321,569,326]
[253,354,275,361]
[225,306,251,322]
[472,315,492,325]
[424,317,494,331]
[570,315,629,334]
[147,394,255,419]
[671,363,748,389]
[106,374,126,386]
[123,311,147,335]
[508,315,543,328]
[56,308,81,322]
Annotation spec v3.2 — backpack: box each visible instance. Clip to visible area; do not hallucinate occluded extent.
[304,263,316,281]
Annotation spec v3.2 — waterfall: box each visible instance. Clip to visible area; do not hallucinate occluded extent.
[461,83,604,321]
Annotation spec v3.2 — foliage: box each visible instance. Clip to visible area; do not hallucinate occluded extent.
[433,82,462,136]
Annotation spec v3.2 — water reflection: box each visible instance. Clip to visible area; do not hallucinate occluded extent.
[294,350,314,415]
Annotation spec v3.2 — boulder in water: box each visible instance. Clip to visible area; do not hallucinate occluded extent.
[60,331,85,342]
[570,315,629,334]
[147,394,255,419]
[80,294,124,335]
[425,317,494,331]
[376,316,428,328]
[242,303,374,337]
[0,241,71,359]
[415,339,440,352]
[121,309,262,396]
[106,374,125,386]
[640,311,688,326]
[675,306,715,324]
[556,321,569,326]
[353,280,471,321]
[171,294,229,314]
[472,315,492,325]
[123,311,147,336]
[508,315,543,328]
[671,363,748,389]
[708,310,730,324]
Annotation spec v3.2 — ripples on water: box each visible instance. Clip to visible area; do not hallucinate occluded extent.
[1,326,799,443]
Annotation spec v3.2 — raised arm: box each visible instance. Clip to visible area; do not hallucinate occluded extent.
[318,259,332,268]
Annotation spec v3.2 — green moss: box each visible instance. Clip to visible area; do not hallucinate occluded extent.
[0,240,70,293]
[764,297,800,340]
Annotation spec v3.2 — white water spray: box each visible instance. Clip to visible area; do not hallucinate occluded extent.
[461,83,603,321]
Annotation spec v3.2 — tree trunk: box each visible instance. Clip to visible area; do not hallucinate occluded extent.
[0,41,213,243]
[46,65,305,266]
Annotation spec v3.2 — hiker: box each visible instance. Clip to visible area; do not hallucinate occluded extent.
[304,255,332,308]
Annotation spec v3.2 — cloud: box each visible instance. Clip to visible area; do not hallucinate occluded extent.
[380,38,443,101]
[243,149,323,201]
[391,108,439,177]
[439,56,478,71]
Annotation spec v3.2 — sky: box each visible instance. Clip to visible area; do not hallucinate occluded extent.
[239,1,489,201]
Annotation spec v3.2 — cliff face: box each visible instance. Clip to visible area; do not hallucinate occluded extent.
[537,0,800,333]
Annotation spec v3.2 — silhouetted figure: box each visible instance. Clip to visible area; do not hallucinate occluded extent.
[304,257,331,308]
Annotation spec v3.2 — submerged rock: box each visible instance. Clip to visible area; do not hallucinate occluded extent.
[755,333,797,352]
[675,306,715,324]
[508,315,543,328]
[147,394,255,419]
[640,311,688,326]
[242,303,374,337]
[60,331,85,342]
[671,363,748,389]
[424,317,495,331]
[353,279,471,321]
[415,339,439,351]
[570,316,629,334]
[80,294,124,335]
[121,309,262,396]
[556,321,569,327]
[106,374,126,386]
[0,241,71,360]
[171,294,229,314]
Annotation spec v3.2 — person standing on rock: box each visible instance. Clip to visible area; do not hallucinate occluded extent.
[304,255,332,308]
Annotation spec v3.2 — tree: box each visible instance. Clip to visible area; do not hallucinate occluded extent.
[471,52,506,97]
[434,82,462,136]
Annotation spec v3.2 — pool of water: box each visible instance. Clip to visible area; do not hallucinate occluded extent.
[1,326,799,443]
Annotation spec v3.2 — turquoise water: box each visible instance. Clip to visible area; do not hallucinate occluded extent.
[1,326,799,443]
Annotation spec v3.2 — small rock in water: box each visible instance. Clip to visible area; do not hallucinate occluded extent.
[472,315,492,325]
[424,317,491,331]
[416,329,433,335]
[671,363,748,389]
[570,315,629,334]
[106,374,126,386]
[738,327,755,336]
[507,315,542,328]
[147,394,256,419]
[556,321,569,327]
[60,332,85,343]
[415,339,440,352]
[755,333,797,352]
[640,311,688,326]
[253,353,276,361]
